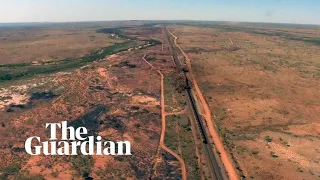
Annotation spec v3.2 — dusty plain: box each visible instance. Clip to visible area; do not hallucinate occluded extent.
[169,23,320,180]
[0,22,202,180]
[0,21,319,180]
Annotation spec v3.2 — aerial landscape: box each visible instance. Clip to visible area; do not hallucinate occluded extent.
[0,1,319,180]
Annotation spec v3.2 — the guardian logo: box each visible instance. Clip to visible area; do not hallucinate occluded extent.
[24,121,131,156]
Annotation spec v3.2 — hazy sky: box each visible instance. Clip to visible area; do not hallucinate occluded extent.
[0,0,319,24]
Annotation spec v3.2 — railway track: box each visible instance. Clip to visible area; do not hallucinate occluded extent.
[186,79,225,180]
[165,27,181,68]
[165,26,227,180]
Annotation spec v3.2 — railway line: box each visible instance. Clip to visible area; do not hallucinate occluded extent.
[186,78,225,180]
[165,26,227,180]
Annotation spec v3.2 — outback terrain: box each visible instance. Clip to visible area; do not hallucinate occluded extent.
[0,21,319,180]
[169,23,320,180]
[0,25,121,64]
[0,22,206,180]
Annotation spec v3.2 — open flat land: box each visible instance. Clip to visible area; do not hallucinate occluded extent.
[0,23,162,179]
[0,21,319,180]
[0,22,202,180]
[0,23,128,64]
[169,23,320,179]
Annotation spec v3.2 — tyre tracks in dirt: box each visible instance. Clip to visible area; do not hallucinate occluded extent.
[142,54,187,180]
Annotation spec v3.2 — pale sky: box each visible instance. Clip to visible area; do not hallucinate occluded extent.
[0,0,319,24]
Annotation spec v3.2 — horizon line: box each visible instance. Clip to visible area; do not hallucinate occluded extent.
[0,20,320,26]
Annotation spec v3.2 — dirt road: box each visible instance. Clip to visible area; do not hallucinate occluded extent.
[229,38,234,46]
[142,55,187,180]
[167,28,239,180]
